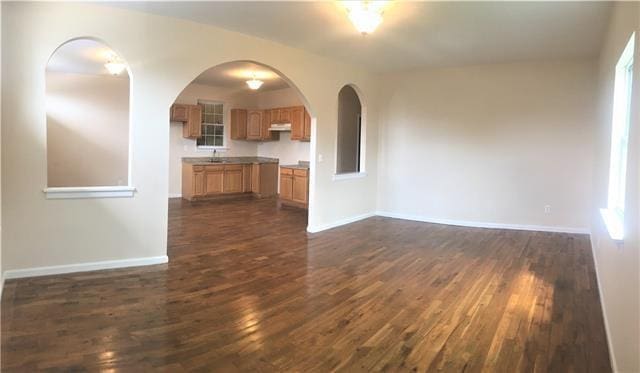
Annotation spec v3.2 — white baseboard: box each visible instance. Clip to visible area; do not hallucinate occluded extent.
[375,211,590,234]
[168,193,182,199]
[589,234,618,373]
[3,255,169,280]
[307,212,376,233]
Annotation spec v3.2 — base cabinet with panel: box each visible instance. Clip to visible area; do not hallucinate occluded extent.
[182,162,278,201]
[279,166,309,208]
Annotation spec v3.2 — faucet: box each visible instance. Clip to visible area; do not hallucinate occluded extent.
[211,149,218,162]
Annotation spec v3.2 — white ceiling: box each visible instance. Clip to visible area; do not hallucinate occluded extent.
[47,38,129,77]
[193,61,290,91]
[107,1,612,72]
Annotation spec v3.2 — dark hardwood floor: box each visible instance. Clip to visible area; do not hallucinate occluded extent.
[2,198,611,372]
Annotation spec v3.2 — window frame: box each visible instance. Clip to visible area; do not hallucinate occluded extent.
[196,100,225,149]
[601,32,635,242]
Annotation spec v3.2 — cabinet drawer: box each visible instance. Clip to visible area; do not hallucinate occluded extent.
[280,167,293,175]
[193,165,204,171]
[224,164,242,171]
[204,165,224,172]
[293,169,308,177]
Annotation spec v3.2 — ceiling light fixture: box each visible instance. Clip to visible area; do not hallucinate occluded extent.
[246,73,264,90]
[104,54,126,76]
[343,1,388,35]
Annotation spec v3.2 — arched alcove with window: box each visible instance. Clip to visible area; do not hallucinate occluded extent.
[336,84,365,176]
[45,37,133,198]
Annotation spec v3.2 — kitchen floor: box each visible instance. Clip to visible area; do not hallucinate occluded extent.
[1,198,610,371]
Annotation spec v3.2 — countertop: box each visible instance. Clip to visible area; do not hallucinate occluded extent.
[280,162,310,170]
[182,156,279,165]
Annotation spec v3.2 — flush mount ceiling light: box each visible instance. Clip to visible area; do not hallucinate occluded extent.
[246,73,264,90]
[104,53,126,75]
[342,1,389,35]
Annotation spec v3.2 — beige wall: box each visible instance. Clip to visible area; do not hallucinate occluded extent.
[1,2,379,270]
[591,2,640,372]
[377,60,597,231]
[46,71,129,187]
[337,86,362,174]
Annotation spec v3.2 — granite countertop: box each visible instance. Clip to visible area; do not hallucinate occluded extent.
[182,156,279,165]
[280,161,310,170]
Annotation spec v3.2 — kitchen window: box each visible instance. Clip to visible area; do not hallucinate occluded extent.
[197,101,224,148]
[601,32,635,242]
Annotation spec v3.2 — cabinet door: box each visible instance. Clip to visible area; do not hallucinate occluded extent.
[303,109,311,141]
[204,168,224,195]
[292,174,308,204]
[251,164,260,193]
[193,170,205,197]
[280,174,293,200]
[247,110,263,140]
[223,167,243,193]
[261,110,277,141]
[280,107,291,124]
[184,105,202,139]
[270,108,280,124]
[242,164,252,192]
[230,109,247,140]
[171,104,189,122]
[290,106,304,140]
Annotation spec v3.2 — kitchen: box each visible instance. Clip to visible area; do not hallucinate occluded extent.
[169,61,311,210]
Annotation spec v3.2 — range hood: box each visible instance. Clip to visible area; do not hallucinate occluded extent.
[269,123,291,132]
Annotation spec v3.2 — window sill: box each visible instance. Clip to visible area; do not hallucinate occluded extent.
[44,186,136,199]
[599,208,624,243]
[332,172,367,181]
[196,146,228,152]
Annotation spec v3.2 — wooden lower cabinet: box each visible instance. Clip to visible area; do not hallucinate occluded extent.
[279,166,308,208]
[223,165,243,193]
[182,162,277,201]
[204,166,224,194]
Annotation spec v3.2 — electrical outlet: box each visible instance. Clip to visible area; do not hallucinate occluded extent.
[544,205,551,214]
[318,154,324,162]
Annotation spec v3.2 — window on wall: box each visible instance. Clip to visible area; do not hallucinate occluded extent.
[197,101,224,148]
[602,32,635,241]
[44,38,133,198]
[336,85,364,175]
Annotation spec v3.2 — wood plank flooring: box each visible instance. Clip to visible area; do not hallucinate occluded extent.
[2,198,611,372]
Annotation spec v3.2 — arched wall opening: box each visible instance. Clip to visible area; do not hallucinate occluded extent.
[45,37,132,190]
[166,60,316,238]
[336,84,366,176]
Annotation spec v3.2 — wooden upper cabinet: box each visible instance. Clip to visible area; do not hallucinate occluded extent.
[171,104,189,122]
[183,105,202,139]
[279,107,291,124]
[261,109,278,141]
[231,109,247,140]
[270,108,280,124]
[246,110,263,140]
[303,109,311,141]
[290,106,304,141]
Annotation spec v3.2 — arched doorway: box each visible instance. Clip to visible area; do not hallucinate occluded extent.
[166,60,315,247]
